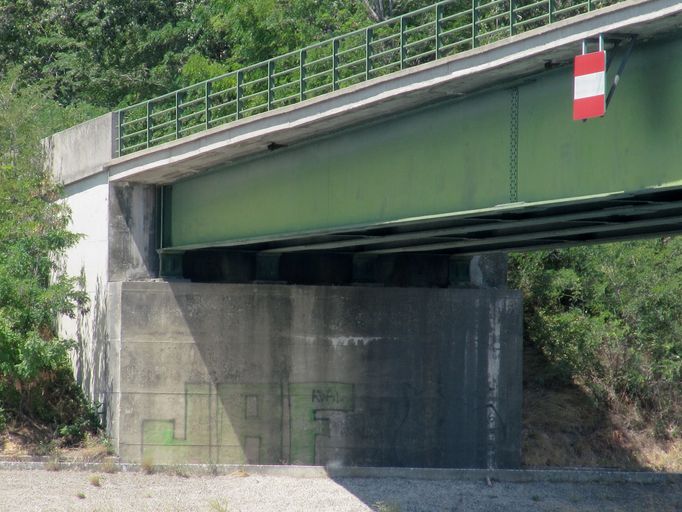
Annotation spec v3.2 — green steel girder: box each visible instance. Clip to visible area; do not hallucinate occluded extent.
[163,34,682,255]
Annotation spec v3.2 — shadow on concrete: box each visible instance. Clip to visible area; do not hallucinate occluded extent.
[144,281,523,470]
[73,273,112,423]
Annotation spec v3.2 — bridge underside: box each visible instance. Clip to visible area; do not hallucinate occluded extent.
[164,189,682,257]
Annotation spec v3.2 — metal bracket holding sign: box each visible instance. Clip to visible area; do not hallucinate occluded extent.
[605,35,637,109]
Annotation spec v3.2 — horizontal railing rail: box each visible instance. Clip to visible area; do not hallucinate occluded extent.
[115,0,624,157]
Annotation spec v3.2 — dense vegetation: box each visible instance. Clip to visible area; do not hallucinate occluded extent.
[0,75,99,442]
[0,0,434,110]
[0,0,679,455]
[510,245,682,439]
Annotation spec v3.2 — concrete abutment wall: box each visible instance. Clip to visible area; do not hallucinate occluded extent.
[113,282,522,468]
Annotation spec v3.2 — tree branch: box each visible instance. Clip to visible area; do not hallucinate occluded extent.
[361,0,382,22]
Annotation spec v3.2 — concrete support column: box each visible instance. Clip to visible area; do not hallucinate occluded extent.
[108,183,159,282]
[451,253,508,288]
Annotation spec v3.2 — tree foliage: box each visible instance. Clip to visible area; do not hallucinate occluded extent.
[0,73,98,438]
[510,242,682,436]
[1,0,384,109]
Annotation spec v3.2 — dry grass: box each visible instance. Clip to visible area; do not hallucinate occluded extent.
[166,464,190,478]
[99,459,119,474]
[0,426,114,464]
[229,469,250,478]
[76,434,111,462]
[44,455,62,472]
[141,456,156,475]
[89,474,101,487]
[208,500,232,512]
[523,345,682,472]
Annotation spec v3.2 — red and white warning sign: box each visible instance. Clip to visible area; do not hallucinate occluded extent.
[573,51,606,120]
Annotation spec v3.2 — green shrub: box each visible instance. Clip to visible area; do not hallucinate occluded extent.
[510,241,682,435]
[0,74,98,443]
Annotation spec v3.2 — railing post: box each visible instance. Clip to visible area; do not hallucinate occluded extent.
[236,70,243,120]
[365,28,373,80]
[435,3,442,59]
[299,49,306,102]
[332,39,339,91]
[267,60,274,110]
[472,0,478,49]
[400,16,406,70]
[117,110,123,157]
[588,0,593,11]
[146,102,151,149]
[205,81,211,129]
[175,92,181,140]
[548,0,553,23]
[510,0,515,36]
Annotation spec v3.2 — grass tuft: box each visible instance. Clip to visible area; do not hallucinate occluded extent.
[141,456,155,475]
[373,501,402,512]
[208,499,231,512]
[229,469,249,478]
[168,464,190,478]
[99,459,118,474]
[44,455,61,472]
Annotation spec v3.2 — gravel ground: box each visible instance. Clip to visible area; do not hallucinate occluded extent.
[0,469,680,512]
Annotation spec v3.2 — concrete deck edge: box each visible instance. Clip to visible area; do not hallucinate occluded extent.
[0,460,680,484]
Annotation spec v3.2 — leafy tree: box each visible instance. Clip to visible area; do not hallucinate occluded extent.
[0,0,377,108]
[0,72,98,438]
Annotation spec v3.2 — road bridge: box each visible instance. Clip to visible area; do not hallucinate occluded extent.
[48,0,682,468]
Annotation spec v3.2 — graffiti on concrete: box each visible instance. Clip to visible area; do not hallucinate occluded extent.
[141,382,354,465]
[289,383,354,464]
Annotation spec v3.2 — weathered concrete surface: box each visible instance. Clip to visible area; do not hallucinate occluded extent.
[110,282,522,468]
[45,113,115,185]
[57,171,111,409]
[108,183,159,282]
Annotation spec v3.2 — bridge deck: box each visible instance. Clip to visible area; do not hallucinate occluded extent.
[100,0,682,258]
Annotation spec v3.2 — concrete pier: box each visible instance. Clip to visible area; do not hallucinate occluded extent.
[108,282,522,468]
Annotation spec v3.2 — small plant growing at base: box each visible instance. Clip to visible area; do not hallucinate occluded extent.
[99,459,118,474]
[34,440,57,457]
[208,500,231,512]
[373,501,402,512]
[76,491,86,499]
[168,464,189,478]
[89,474,101,487]
[141,456,155,474]
[44,456,61,471]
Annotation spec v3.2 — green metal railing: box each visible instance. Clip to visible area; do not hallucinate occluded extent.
[115,0,623,157]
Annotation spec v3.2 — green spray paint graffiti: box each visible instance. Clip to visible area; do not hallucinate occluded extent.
[289,383,354,464]
[141,382,354,465]
[141,383,212,464]
[217,383,282,464]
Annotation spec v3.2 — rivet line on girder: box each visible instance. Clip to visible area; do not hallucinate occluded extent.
[509,87,519,203]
